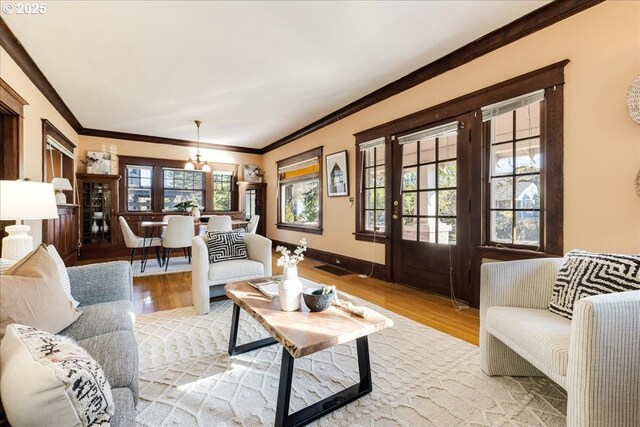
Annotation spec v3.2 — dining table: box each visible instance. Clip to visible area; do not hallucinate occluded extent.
[137,219,250,272]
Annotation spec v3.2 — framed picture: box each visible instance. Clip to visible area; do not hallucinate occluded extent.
[243,164,262,182]
[325,150,349,197]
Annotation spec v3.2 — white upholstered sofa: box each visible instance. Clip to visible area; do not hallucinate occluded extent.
[191,233,272,314]
[480,258,640,427]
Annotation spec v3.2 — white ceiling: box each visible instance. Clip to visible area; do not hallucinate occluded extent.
[3,1,548,149]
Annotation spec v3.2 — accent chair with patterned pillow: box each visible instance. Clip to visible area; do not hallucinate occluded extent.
[191,232,272,314]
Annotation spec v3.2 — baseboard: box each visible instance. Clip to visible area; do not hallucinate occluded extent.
[271,239,387,281]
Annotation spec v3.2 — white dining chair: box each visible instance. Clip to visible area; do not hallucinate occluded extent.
[162,214,181,239]
[118,216,162,268]
[246,215,260,234]
[162,216,195,271]
[206,215,232,232]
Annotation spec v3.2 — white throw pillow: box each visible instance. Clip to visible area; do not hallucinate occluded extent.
[0,324,114,427]
[46,245,80,308]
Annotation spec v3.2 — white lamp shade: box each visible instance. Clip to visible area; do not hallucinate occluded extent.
[51,177,73,191]
[0,180,59,220]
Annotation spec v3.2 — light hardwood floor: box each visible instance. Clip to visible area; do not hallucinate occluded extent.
[131,255,480,345]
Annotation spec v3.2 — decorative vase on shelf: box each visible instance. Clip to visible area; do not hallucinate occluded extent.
[278,265,302,311]
[103,221,109,233]
[86,165,93,174]
[91,221,99,234]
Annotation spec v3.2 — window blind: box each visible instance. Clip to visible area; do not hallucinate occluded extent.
[481,90,544,122]
[397,121,460,145]
[358,137,385,151]
[46,135,74,159]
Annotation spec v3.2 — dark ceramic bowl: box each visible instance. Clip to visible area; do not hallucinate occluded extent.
[303,287,335,312]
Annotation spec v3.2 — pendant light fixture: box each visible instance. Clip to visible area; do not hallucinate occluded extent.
[185,120,211,172]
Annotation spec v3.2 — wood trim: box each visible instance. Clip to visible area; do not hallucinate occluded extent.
[42,119,76,151]
[261,1,602,153]
[355,60,569,141]
[42,119,76,202]
[116,155,240,213]
[80,128,262,155]
[0,78,28,116]
[271,239,387,281]
[0,17,82,131]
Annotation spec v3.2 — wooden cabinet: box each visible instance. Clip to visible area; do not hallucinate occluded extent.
[43,204,79,266]
[77,174,120,258]
[237,181,267,236]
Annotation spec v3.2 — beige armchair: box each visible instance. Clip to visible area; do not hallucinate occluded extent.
[480,258,640,427]
[191,233,272,314]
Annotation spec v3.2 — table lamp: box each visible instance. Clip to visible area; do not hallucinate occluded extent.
[0,180,59,261]
[51,177,73,204]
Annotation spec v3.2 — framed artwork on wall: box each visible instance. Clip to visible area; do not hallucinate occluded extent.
[325,150,349,197]
[243,164,262,182]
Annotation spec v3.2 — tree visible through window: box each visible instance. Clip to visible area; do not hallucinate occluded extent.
[212,171,232,211]
[162,168,204,210]
[127,166,152,211]
[277,147,323,233]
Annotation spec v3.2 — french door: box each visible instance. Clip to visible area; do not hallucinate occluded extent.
[390,114,472,297]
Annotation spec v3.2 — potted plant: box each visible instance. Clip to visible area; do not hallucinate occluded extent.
[173,201,198,215]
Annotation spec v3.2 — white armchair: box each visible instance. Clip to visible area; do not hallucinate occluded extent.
[191,233,272,314]
[480,258,640,427]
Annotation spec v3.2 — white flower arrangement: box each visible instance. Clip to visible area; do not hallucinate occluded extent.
[276,238,308,268]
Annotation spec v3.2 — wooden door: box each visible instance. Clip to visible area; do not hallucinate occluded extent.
[390,115,472,297]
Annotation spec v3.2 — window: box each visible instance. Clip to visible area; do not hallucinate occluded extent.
[483,91,543,248]
[212,171,233,211]
[126,166,153,211]
[397,122,459,244]
[162,168,204,210]
[276,147,323,234]
[360,139,386,234]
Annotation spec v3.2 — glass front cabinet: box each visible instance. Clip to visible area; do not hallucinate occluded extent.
[76,174,121,255]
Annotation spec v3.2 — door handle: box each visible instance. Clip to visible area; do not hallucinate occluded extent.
[392,214,398,220]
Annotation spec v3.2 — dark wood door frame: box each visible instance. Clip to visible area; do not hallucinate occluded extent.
[0,78,27,180]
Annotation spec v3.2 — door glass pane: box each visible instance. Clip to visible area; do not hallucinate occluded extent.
[365,189,374,209]
[438,218,456,244]
[492,143,513,176]
[515,139,540,173]
[365,168,375,188]
[515,211,540,245]
[402,168,417,191]
[438,135,456,160]
[403,142,417,166]
[438,161,457,188]
[419,191,436,216]
[402,217,417,241]
[375,210,385,232]
[491,177,513,209]
[375,168,385,187]
[365,210,375,231]
[419,164,436,189]
[419,217,436,243]
[515,175,540,209]
[419,139,436,163]
[402,192,417,215]
[438,190,456,216]
[491,211,513,242]
[375,188,385,209]
[494,112,513,143]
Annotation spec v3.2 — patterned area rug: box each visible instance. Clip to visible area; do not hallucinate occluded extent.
[135,298,567,426]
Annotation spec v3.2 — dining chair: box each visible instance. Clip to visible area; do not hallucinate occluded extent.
[206,215,232,232]
[162,214,181,239]
[162,216,195,271]
[246,215,260,234]
[118,216,162,268]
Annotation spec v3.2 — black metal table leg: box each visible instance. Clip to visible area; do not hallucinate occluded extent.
[227,303,278,356]
[275,336,372,427]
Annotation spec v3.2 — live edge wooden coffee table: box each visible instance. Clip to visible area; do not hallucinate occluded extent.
[225,281,393,427]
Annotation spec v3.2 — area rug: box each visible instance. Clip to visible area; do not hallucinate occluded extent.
[135,297,567,426]
[132,256,192,277]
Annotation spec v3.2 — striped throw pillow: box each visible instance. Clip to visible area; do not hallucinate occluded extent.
[205,231,248,263]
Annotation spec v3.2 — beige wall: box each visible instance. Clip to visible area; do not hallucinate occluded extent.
[1,46,80,244]
[263,1,640,263]
[78,136,262,172]
[77,135,262,179]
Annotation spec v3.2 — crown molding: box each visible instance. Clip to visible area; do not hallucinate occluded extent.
[79,128,262,155]
[261,0,604,153]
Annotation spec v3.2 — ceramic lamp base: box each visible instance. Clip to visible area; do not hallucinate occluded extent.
[55,191,67,204]
[1,224,33,261]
